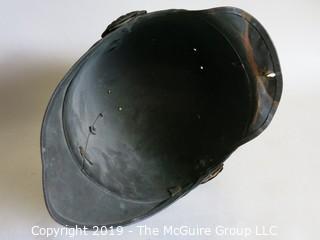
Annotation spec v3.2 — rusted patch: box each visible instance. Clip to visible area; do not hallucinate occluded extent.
[241,20,276,131]
[79,146,93,167]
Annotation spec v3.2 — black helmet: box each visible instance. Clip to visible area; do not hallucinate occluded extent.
[41,7,282,227]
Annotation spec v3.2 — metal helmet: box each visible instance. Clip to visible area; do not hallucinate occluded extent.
[41,7,282,227]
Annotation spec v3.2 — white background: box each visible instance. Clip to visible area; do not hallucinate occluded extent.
[0,0,319,239]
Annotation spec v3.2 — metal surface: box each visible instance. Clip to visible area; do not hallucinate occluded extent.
[41,7,282,228]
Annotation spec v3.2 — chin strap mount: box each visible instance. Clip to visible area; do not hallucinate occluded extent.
[101,10,147,38]
[201,163,224,184]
